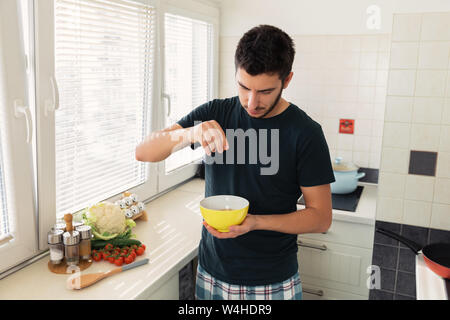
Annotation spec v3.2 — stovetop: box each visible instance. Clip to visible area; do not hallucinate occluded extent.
[297,186,364,212]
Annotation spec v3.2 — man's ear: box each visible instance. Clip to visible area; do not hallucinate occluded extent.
[282,72,294,89]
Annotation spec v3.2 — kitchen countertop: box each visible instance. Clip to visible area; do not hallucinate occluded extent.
[415,254,448,300]
[0,178,376,299]
[297,182,377,226]
[0,178,205,300]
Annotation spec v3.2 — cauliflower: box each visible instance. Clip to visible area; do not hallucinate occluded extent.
[83,202,136,240]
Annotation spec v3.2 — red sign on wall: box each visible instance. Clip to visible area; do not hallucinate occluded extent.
[339,119,354,134]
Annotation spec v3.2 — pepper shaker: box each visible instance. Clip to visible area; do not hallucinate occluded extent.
[63,213,80,266]
[76,225,92,260]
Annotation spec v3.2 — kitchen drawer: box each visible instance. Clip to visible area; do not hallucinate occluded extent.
[298,219,374,249]
[302,283,367,300]
[297,238,372,297]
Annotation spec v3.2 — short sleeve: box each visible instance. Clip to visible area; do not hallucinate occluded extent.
[296,124,335,187]
[176,101,214,150]
[176,101,214,129]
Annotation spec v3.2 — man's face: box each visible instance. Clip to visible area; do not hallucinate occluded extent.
[236,68,285,119]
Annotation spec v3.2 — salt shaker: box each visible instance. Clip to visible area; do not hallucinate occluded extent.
[47,229,64,265]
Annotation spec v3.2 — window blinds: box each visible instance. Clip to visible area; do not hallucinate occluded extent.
[164,13,213,173]
[54,0,155,216]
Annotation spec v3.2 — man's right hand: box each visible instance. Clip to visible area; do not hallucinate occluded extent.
[191,120,229,156]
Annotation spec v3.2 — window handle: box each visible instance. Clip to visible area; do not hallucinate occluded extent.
[14,99,33,144]
[45,75,59,117]
[162,93,171,117]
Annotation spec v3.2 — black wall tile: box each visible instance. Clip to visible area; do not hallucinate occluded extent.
[395,294,415,300]
[429,228,450,244]
[398,248,416,273]
[408,151,437,176]
[372,244,399,270]
[380,268,396,291]
[400,224,429,249]
[396,272,416,297]
[369,289,394,300]
[374,221,401,246]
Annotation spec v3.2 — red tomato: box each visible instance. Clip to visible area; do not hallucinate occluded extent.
[92,252,102,262]
[114,257,123,266]
[136,247,144,256]
[124,255,133,264]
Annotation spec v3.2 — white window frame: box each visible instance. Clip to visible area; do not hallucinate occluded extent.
[0,0,38,273]
[33,0,219,250]
[34,0,160,250]
[157,0,219,193]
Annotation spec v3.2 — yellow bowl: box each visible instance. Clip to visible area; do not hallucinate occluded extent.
[200,195,249,232]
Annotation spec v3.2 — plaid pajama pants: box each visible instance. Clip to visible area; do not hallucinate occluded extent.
[195,264,303,300]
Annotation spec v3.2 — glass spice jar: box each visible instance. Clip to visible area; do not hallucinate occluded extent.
[47,229,64,265]
[53,223,66,232]
[75,225,92,260]
[63,230,80,266]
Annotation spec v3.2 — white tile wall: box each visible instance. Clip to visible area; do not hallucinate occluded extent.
[434,178,450,205]
[436,152,450,179]
[412,97,444,125]
[431,203,450,230]
[377,12,450,231]
[404,175,435,202]
[415,70,447,97]
[389,42,419,69]
[387,70,416,96]
[380,147,409,174]
[403,200,432,228]
[420,13,450,41]
[219,34,390,169]
[418,42,450,69]
[391,14,422,41]
[376,197,404,224]
[443,99,450,125]
[384,96,413,123]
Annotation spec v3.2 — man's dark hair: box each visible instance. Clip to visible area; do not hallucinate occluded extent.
[235,25,295,81]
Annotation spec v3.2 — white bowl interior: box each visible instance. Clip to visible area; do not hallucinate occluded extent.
[200,195,249,211]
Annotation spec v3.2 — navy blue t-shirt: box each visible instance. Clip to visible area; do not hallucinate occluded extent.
[177,96,335,285]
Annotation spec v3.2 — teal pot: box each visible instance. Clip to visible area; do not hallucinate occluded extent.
[330,157,366,194]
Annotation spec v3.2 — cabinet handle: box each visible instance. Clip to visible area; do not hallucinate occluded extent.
[303,287,324,297]
[297,240,327,251]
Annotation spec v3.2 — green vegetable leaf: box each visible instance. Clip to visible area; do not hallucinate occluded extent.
[126,219,136,229]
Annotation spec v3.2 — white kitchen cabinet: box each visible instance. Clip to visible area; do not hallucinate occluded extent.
[297,219,375,300]
[145,273,179,300]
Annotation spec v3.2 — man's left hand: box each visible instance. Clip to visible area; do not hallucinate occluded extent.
[202,214,257,239]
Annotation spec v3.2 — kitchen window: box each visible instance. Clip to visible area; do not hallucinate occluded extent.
[0,0,218,272]
[31,0,218,254]
[163,13,213,173]
[0,0,39,274]
[157,2,219,192]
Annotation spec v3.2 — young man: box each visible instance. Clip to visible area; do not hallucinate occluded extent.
[135,25,335,300]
